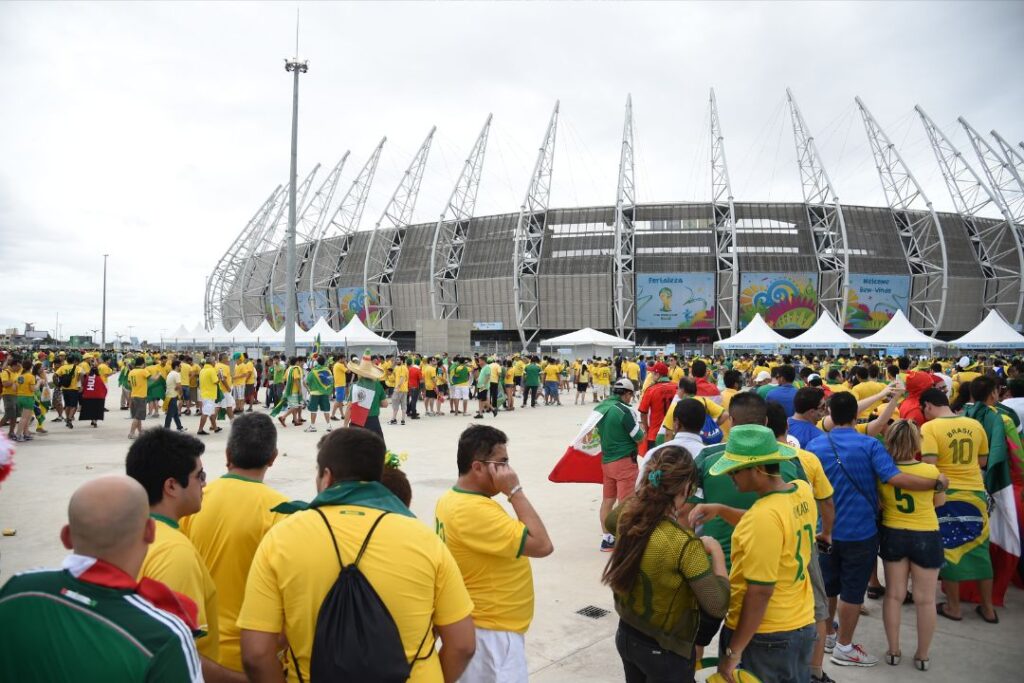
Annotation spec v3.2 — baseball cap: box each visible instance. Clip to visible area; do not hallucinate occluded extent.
[754,370,772,383]
[652,361,669,376]
[612,378,635,393]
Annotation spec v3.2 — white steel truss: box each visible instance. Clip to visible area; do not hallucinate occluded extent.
[710,89,739,337]
[991,130,1024,184]
[308,138,386,327]
[204,186,282,329]
[917,106,1018,325]
[430,115,492,319]
[613,95,637,341]
[363,127,436,333]
[956,117,1024,325]
[239,165,319,329]
[856,97,947,334]
[513,101,559,350]
[786,89,851,326]
[267,154,349,325]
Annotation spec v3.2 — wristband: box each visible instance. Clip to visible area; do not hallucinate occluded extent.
[507,484,523,500]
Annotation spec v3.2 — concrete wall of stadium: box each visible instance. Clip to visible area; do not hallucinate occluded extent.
[220,201,1006,342]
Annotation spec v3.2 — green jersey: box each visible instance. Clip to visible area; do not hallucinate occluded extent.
[523,363,542,388]
[0,564,201,682]
[595,397,644,464]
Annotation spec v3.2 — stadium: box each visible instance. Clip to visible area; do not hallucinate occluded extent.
[204,93,1024,349]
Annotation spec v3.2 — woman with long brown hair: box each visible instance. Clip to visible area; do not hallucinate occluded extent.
[602,445,730,682]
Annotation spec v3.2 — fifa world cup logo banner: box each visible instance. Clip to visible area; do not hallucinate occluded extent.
[739,273,818,329]
[635,273,716,329]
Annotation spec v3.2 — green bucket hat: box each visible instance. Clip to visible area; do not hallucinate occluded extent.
[708,424,796,477]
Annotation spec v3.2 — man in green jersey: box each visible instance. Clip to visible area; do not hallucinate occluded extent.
[0,476,202,682]
[522,356,542,408]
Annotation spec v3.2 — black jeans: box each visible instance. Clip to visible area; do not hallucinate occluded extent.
[615,622,695,683]
[522,385,539,407]
[164,398,183,430]
[407,387,420,416]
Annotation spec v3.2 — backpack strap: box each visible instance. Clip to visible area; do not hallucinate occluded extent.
[353,511,390,567]
[313,507,345,569]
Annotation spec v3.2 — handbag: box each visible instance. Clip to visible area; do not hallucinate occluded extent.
[826,432,882,530]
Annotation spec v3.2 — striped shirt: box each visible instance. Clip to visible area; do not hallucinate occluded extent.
[0,557,201,682]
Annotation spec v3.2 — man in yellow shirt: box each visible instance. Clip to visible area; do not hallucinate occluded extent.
[215,354,235,422]
[12,359,36,442]
[422,358,438,416]
[127,358,151,440]
[178,358,193,416]
[237,428,477,683]
[709,425,818,683]
[1,357,20,438]
[230,353,249,414]
[180,414,288,673]
[435,425,553,680]
[197,359,221,436]
[330,356,348,422]
[542,359,562,406]
[126,429,242,683]
[850,366,889,419]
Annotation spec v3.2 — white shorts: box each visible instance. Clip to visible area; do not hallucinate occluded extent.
[218,394,234,409]
[451,386,470,401]
[596,384,610,398]
[231,385,245,400]
[457,628,527,683]
[201,399,216,416]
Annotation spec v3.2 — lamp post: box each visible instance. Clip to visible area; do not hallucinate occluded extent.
[283,54,308,357]
[102,254,109,348]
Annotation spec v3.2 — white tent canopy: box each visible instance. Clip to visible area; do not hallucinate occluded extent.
[949,309,1024,349]
[170,325,191,341]
[787,311,858,349]
[227,321,254,343]
[857,310,942,348]
[713,314,789,350]
[207,322,234,343]
[308,317,348,344]
[191,322,209,338]
[337,315,397,348]
[539,328,634,347]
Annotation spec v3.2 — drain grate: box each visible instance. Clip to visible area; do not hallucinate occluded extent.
[575,605,610,619]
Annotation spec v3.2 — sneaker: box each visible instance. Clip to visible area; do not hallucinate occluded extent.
[600,537,615,552]
[400,420,405,425]
[388,419,398,425]
[197,430,210,435]
[811,672,836,683]
[177,427,188,432]
[304,425,316,433]
[824,630,837,654]
[325,424,332,432]
[831,643,879,667]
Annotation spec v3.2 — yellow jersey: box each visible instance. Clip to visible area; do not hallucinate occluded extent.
[543,364,561,382]
[725,480,817,633]
[180,475,288,672]
[1,368,20,396]
[14,372,35,397]
[661,395,723,431]
[198,364,218,400]
[332,361,347,388]
[128,368,150,399]
[851,380,888,418]
[238,505,473,683]
[794,448,834,501]
[139,515,220,661]
[434,488,533,634]
[920,415,988,491]
[878,462,941,531]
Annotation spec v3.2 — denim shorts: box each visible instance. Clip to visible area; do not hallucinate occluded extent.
[879,527,944,569]
[818,535,878,605]
[719,623,815,683]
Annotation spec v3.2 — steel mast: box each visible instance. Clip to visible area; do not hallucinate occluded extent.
[612,95,637,342]
[917,107,1019,327]
[855,97,947,335]
[512,101,559,351]
[991,130,1024,183]
[308,138,385,327]
[430,114,492,319]
[205,186,281,329]
[363,127,436,334]
[786,89,851,327]
[710,89,739,337]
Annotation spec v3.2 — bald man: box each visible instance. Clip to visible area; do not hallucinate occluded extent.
[0,476,202,682]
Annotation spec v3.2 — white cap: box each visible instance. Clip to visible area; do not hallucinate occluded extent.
[958,356,970,369]
[754,370,772,383]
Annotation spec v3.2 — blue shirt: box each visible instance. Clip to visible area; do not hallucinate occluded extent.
[788,417,824,449]
[807,427,899,542]
[766,384,798,416]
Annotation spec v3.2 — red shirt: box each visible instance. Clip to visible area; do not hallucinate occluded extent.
[639,380,677,443]
[408,365,422,389]
[695,376,721,398]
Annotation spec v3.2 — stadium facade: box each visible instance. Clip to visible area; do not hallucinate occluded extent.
[205,93,1024,348]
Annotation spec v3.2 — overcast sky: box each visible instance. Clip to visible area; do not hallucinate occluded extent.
[2,1,1021,342]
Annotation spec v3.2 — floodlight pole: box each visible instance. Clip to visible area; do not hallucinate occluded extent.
[102,254,109,348]
[284,56,308,356]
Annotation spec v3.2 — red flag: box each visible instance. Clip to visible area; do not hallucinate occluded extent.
[549,409,604,484]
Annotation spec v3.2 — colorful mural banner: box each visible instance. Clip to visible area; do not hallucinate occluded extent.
[265,293,287,328]
[844,273,911,330]
[739,272,818,329]
[297,291,331,330]
[335,287,380,326]
[636,273,716,329]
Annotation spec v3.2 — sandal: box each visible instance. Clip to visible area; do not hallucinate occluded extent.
[885,651,901,666]
[975,605,999,624]
[936,604,961,621]
[914,657,929,671]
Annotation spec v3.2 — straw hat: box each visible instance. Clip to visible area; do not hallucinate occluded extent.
[347,349,384,380]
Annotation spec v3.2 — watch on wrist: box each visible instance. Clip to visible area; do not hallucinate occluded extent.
[725,646,742,661]
[934,479,944,492]
[507,484,523,500]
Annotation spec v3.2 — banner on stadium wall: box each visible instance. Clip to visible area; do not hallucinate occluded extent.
[335,287,381,326]
[739,272,818,329]
[266,293,287,328]
[844,273,911,330]
[297,291,331,330]
[636,273,716,329]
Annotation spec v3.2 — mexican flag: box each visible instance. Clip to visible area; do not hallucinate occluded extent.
[348,378,377,428]
[548,409,605,484]
[961,405,1023,606]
